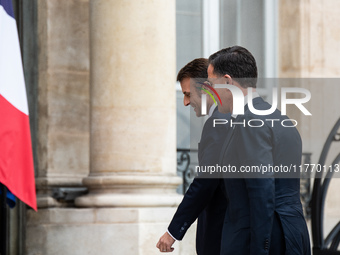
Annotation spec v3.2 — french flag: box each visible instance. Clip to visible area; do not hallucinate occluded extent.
[0,0,37,211]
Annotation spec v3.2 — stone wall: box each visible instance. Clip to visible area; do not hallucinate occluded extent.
[279,0,340,237]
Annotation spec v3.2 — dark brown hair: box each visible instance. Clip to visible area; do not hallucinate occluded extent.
[176,58,209,82]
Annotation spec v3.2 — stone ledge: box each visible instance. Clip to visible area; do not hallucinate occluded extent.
[26,207,196,255]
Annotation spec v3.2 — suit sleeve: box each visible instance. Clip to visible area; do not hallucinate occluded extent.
[167,178,223,240]
[168,116,228,240]
[237,116,275,255]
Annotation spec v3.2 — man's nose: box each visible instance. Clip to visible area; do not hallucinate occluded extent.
[183,97,190,106]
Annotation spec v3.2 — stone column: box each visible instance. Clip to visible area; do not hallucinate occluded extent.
[71,1,190,254]
[26,1,197,254]
[35,0,90,208]
[72,0,191,252]
[75,0,182,208]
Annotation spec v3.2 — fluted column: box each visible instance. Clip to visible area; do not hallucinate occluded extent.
[76,0,181,207]
[35,0,90,208]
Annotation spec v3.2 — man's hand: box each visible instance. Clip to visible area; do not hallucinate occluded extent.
[156,232,175,252]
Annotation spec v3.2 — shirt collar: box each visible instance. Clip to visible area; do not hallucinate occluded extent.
[231,91,260,119]
[208,104,217,118]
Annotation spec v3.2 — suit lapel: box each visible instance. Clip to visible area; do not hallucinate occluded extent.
[218,97,266,165]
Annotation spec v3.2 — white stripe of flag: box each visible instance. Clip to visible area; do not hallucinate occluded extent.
[0,0,37,211]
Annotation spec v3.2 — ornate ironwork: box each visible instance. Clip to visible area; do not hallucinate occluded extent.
[311,118,340,254]
[176,149,197,194]
[301,152,312,219]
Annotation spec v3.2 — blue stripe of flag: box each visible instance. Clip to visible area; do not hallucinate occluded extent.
[0,184,16,208]
[0,0,15,19]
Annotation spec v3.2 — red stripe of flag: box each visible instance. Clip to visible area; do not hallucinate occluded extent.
[0,94,37,211]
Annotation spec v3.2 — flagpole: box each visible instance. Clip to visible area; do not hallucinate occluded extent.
[0,184,7,255]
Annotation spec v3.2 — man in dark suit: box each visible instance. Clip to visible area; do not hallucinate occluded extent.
[206,46,311,255]
[156,58,230,254]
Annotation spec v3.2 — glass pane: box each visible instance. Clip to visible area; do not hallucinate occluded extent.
[177,0,202,13]
[240,0,264,78]
[220,0,264,77]
[220,0,238,46]
[176,0,203,74]
[176,0,203,150]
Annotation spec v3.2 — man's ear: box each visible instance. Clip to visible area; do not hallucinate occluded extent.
[201,84,207,92]
[224,74,233,85]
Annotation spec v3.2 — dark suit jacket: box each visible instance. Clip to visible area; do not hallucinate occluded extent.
[219,97,311,255]
[168,108,230,255]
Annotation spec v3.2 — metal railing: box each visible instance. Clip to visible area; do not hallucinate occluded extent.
[311,118,340,254]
